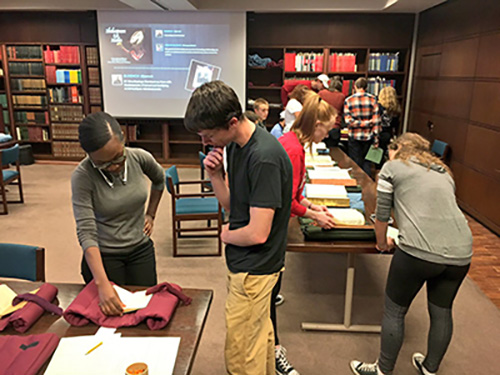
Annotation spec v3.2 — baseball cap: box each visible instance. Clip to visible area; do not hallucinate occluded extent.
[316,74,329,89]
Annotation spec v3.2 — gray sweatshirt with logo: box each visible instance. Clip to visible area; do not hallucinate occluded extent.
[376,159,472,266]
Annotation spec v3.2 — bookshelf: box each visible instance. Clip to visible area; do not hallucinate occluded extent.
[247,46,409,128]
[0,43,104,160]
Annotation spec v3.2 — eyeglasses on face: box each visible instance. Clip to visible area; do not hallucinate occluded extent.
[90,149,127,170]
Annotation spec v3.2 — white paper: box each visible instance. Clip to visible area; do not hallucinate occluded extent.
[44,336,181,375]
[305,184,347,199]
[387,226,400,245]
[308,169,352,180]
[0,284,17,314]
[328,208,366,226]
[94,327,117,337]
[113,285,152,312]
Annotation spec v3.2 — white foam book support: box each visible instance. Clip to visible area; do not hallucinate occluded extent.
[308,169,352,180]
[328,208,366,226]
[44,336,181,375]
[305,184,347,199]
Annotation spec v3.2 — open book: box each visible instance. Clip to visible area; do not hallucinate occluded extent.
[0,284,32,318]
[112,285,153,313]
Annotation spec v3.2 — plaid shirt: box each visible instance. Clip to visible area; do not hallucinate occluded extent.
[344,91,381,141]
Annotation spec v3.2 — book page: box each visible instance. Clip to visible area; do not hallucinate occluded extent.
[113,285,153,313]
[308,169,352,180]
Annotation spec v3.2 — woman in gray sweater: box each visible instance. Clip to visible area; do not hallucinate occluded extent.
[350,133,472,375]
[71,112,165,316]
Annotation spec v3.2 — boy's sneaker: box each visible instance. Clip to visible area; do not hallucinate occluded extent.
[275,346,300,375]
[275,294,285,306]
[412,353,436,375]
[350,360,386,375]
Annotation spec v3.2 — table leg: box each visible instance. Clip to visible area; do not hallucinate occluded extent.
[301,253,381,333]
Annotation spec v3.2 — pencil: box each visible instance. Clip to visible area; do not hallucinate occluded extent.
[85,341,103,355]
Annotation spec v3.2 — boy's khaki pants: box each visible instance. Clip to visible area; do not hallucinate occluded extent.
[225,271,279,375]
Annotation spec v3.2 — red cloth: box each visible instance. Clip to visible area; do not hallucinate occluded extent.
[63,280,188,331]
[318,89,345,128]
[279,132,307,217]
[0,333,60,375]
[281,80,312,107]
[0,283,60,333]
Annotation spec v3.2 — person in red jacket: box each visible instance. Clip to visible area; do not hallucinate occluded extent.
[280,74,329,106]
[271,93,337,375]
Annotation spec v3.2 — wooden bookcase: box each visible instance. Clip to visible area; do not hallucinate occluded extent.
[247,46,409,128]
[0,43,103,160]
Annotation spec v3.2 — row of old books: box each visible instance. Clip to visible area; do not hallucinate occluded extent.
[14,110,49,125]
[52,124,79,140]
[7,46,42,59]
[88,87,102,105]
[86,47,99,66]
[12,95,47,107]
[44,46,80,64]
[87,67,100,85]
[8,62,44,76]
[53,141,86,158]
[49,105,84,122]
[48,87,82,104]
[10,78,46,91]
[16,126,49,141]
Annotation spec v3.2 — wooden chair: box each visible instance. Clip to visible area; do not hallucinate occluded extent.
[0,243,45,281]
[0,144,24,214]
[165,165,222,257]
[431,139,450,163]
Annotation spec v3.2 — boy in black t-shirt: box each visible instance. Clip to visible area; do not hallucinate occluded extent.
[185,81,292,375]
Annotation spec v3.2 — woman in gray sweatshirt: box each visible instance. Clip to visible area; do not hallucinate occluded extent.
[350,133,472,375]
[71,112,165,316]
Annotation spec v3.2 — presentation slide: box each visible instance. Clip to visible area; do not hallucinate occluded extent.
[97,11,246,118]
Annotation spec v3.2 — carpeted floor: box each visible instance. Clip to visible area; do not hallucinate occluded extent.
[1,163,499,375]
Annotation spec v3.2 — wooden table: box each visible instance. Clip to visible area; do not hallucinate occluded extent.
[0,280,213,375]
[287,147,386,334]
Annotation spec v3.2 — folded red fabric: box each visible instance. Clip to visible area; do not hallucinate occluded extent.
[0,283,60,333]
[63,280,187,330]
[0,333,60,375]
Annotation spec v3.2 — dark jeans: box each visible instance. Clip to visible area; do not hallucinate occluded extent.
[270,271,283,346]
[81,238,158,287]
[378,249,470,374]
[377,129,392,169]
[348,138,373,177]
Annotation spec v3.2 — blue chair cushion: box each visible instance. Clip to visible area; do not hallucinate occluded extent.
[176,197,219,215]
[3,169,19,182]
[0,243,38,281]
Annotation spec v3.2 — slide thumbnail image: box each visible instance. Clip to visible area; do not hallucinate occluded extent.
[185,60,222,92]
[104,26,153,64]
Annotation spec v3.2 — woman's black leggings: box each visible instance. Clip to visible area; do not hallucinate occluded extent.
[378,249,470,374]
[81,238,158,287]
[270,272,283,345]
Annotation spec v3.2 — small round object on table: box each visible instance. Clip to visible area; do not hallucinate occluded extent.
[125,362,148,375]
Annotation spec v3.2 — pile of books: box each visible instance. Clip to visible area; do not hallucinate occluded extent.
[368,52,399,72]
[52,123,79,140]
[49,105,84,122]
[45,67,82,84]
[44,46,80,64]
[329,53,357,72]
[285,52,324,72]
[53,141,86,158]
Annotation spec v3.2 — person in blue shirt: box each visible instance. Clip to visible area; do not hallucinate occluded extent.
[270,111,285,139]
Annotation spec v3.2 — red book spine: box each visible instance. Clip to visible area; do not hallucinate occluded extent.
[284,53,296,72]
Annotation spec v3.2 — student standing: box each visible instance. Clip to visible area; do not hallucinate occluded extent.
[253,98,270,128]
[344,77,381,177]
[272,93,337,375]
[280,74,329,106]
[377,86,401,162]
[283,84,311,133]
[184,81,293,375]
[319,76,345,148]
[350,133,472,375]
[71,112,165,316]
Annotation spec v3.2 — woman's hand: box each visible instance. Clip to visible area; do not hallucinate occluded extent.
[312,211,336,230]
[376,237,395,253]
[310,203,329,213]
[144,214,154,236]
[97,280,124,316]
